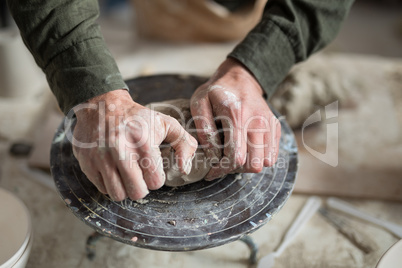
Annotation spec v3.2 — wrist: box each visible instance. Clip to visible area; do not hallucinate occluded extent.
[86,89,131,104]
[213,57,264,96]
[73,89,133,116]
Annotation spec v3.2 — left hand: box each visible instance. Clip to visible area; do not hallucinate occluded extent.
[190,57,281,180]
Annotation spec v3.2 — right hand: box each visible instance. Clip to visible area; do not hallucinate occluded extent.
[190,58,281,180]
[71,89,197,201]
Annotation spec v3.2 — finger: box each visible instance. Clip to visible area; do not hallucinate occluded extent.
[89,172,107,194]
[97,153,127,201]
[190,97,222,161]
[107,122,151,200]
[138,147,166,190]
[273,119,281,164]
[163,116,197,175]
[264,117,281,166]
[75,152,108,194]
[206,110,247,180]
[110,149,150,200]
[244,132,264,173]
[83,168,107,194]
[218,91,247,167]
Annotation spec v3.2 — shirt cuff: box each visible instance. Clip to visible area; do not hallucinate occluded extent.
[44,37,128,115]
[228,20,296,99]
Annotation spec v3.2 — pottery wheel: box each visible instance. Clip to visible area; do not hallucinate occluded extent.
[50,75,298,251]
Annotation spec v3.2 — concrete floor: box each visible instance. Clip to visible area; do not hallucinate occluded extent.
[0,1,402,267]
[2,168,400,268]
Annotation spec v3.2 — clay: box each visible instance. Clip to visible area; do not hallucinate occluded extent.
[146,99,211,187]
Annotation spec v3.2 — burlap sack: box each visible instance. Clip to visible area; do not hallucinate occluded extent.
[131,0,267,42]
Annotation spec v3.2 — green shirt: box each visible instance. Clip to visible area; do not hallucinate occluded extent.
[7,0,354,115]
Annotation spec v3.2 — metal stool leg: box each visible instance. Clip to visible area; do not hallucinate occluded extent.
[86,232,104,260]
[239,235,258,265]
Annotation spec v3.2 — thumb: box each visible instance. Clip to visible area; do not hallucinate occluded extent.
[162,115,198,175]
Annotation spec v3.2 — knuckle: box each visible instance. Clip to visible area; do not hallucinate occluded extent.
[187,135,199,149]
[129,128,146,142]
[254,117,267,127]
[138,141,151,152]
[190,134,198,143]
[143,170,164,190]
[167,120,184,134]
[197,129,211,143]
[190,99,199,109]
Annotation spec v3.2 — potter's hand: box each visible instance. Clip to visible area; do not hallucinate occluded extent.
[190,58,281,180]
[72,89,197,201]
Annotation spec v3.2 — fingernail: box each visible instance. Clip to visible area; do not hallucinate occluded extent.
[183,152,196,175]
[183,159,192,175]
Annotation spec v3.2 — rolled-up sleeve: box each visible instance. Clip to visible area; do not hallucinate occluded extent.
[229,0,355,98]
[7,0,128,114]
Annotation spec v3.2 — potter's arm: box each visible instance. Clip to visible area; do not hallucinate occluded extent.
[7,0,127,114]
[229,0,355,98]
[7,0,198,201]
[189,0,355,179]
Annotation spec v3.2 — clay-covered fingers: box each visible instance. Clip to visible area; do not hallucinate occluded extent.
[162,115,198,175]
[205,110,247,180]
[190,97,222,161]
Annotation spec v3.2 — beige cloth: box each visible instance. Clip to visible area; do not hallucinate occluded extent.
[131,0,267,42]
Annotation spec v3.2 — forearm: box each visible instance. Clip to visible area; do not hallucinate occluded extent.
[7,0,127,114]
[229,0,355,98]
